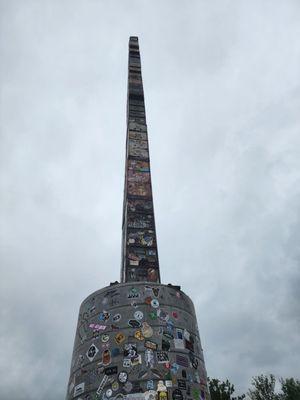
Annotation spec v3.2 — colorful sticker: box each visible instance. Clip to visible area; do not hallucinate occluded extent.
[115,332,126,345]
[102,349,111,366]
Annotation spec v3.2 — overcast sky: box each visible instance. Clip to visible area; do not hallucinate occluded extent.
[1,1,300,399]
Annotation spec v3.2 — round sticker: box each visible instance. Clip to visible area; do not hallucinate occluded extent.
[112,381,119,391]
[134,310,144,320]
[106,389,113,398]
[151,299,159,308]
[145,296,152,305]
[118,371,128,383]
[101,333,110,343]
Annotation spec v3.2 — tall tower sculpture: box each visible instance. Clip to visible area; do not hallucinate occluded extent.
[66,37,209,400]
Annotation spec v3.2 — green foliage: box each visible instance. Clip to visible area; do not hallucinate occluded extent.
[248,374,278,400]
[280,378,300,400]
[208,377,245,400]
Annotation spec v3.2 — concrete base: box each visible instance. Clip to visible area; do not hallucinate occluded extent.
[66,282,208,400]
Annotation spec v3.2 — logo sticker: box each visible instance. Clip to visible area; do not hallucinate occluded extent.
[128,319,141,328]
[151,299,159,308]
[134,330,144,341]
[101,333,110,343]
[115,332,126,344]
[86,344,99,362]
[118,371,128,383]
[134,310,144,320]
[104,366,118,376]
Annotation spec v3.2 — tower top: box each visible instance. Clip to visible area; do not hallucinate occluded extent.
[120,38,160,284]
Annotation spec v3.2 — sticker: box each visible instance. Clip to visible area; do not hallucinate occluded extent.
[145,391,157,400]
[134,330,144,341]
[106,388,113,398]
[151,299,159,308]
[192,388,200,400]
[128,288,140,299]
[149,311,157,320]
[162,338,171,351]
[102,349,111,366]
[113,314,121,323]
[177,379,187,390]
[172,311,178,319]
[152,287,159,297]
[73,382,85,397]
[96,375,108,396]
[157,309,169,321]
[171,363,180,374]
[163,330,174,340]
[112,381,119,391]
[185,339,194,352]
[134,310,144,320]
[156,351,169,363]
[174,339,185,350]
[128,319,141,328]
[86,344,99,362]
[172,389,183,400]
[183,329,190,341]
[123,359,131,368]
[145,296,152,305]
[124,343,141,366]
[124,381,133,393]
[141,322,153,338]
[176,329,183,340]
[115,332,126,344]
[145,340,158,350]
[151,368,163,378]
[89,323,107,331]
[99,311,110,321]
[101,334,110,343]
[104,366,118,376]
[146,380,154,390]
[138,368,148,379]
[118,371,128,383]
[166,380,173,388]
[176,355,189,368]
[145,348,155,368]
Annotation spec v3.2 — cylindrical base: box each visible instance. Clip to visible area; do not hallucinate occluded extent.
[66,282,208,400]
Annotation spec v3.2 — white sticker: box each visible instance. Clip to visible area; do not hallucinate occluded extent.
[73,382,85,397]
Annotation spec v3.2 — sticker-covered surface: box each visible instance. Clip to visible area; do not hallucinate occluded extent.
[121,36,160,283]
[66,282,209,400]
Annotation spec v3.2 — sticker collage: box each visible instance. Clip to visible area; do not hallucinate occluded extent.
[68,283,208,400]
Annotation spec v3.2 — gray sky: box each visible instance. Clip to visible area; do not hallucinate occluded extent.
[1,1,300,399]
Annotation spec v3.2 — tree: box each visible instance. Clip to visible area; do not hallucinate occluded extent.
[280,378,300,400]
[248,374,279,400]
[208,377,245,400]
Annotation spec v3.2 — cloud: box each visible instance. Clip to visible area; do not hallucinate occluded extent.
[1,0,300,398]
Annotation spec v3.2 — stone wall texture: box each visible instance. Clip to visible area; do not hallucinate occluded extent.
[66,282,209,400]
